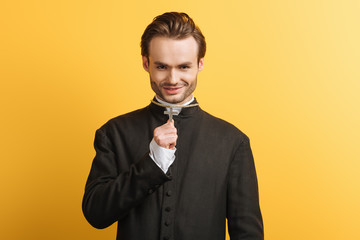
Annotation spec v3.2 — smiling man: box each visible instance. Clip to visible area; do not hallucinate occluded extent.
[82,12,264,240]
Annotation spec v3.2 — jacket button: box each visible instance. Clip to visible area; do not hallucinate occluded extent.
[166,190,172,197]
[165,207,171,212]
[163,237,170,240]
[165,220,171,226]
[148,189,154,194]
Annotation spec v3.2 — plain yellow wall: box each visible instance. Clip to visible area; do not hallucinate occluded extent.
[1,1,359,239]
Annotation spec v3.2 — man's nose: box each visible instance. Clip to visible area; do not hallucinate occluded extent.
[168,69,178,84]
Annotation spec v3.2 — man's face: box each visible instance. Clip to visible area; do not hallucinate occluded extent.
[142,36,204,105]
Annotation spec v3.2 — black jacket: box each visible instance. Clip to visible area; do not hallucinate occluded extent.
[82,99,263,240]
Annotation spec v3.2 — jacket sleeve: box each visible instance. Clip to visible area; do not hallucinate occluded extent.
[82,128,172,229]
[227,136,264,240]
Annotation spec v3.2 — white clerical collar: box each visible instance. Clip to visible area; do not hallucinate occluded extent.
[155,96,194,107]
[155,96,195,116]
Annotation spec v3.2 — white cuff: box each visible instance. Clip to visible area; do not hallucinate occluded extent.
[149,138,176,173]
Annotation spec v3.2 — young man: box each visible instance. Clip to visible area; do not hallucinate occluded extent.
[83,12,264,240]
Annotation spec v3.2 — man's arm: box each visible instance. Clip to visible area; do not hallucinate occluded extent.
[227,136,264,240]
[82,128,172,229]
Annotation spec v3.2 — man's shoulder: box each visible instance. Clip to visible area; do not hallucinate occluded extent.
[97,106,149,132]
[200,109,250,142]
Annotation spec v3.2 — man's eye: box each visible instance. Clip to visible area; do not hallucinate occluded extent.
[157,65,166,70]
[180,65,190,69]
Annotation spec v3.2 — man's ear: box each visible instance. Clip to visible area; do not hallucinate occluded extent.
[198,58,204,72]
[142,56,149,72]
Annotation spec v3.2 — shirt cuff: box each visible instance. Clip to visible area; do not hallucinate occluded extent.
[149,138,176,173]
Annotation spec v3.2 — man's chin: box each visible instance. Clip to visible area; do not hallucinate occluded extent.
[161,95,185,104]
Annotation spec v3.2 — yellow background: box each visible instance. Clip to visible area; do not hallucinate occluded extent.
[1,0,359,239]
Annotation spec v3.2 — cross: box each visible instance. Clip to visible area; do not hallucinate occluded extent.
[164,107,179,121]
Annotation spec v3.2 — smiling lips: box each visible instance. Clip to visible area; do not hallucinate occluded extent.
[162,86,184,95]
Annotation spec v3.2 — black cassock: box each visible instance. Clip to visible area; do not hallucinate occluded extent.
[82,99,264,240]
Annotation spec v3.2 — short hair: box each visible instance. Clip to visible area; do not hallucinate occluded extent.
[141,12,206,61]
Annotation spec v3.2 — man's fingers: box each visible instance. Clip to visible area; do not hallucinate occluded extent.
[154,122,177,134]
[165,120,175,128]
[153,120,178,149]
[154,134,177,149]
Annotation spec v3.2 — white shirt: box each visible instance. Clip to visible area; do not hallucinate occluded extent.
[149,96,195,173]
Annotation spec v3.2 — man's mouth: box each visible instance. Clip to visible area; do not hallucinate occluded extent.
[163,86,183,95]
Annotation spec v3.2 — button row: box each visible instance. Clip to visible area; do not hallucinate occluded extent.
[162,187,173,240]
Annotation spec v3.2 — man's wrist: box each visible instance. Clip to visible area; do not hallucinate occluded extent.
[149,138,176,173]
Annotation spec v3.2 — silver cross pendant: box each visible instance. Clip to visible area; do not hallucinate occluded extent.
[164,107,179,121]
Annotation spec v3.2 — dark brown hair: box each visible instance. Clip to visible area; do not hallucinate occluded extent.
[141,12,206,61]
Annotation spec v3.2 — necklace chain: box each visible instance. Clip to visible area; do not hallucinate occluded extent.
[151,100,199,109]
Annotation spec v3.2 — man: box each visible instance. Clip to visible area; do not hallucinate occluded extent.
[82,12,263,240]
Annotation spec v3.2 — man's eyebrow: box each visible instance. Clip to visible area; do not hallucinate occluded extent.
[178,62,193,66]
[154,61,168,66]
[153,61,193,66]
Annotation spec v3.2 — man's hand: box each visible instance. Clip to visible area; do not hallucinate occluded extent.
[153,120,177,149]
